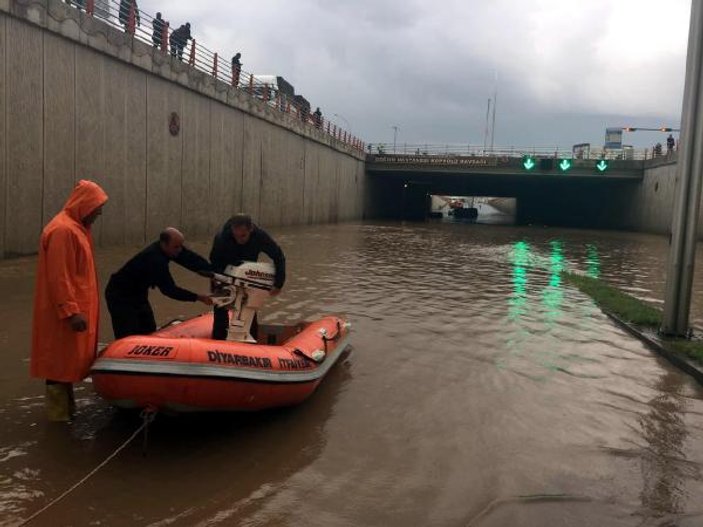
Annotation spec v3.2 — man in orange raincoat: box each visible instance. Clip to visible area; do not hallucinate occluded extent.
[31,180,108,422]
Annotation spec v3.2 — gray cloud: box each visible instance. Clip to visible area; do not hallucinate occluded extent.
[140,0,690,149]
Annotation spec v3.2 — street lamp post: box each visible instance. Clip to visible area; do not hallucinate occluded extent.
[392,125,399,154]
[333,113,351,134]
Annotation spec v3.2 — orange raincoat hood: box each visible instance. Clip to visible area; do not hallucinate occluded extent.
[63,180,108,224]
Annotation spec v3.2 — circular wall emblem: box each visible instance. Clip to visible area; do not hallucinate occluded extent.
[169,112,180,136]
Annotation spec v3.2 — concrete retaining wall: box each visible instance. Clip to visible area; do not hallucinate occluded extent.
[622,160,678,236]
[0,0,366,257]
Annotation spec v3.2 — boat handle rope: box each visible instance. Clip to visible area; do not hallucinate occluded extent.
[15,406,158,527]
[293,348,317,363]
[320,321,344,353]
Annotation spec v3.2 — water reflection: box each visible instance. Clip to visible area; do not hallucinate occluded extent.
[542,240,565,323]
[509,240,531,322]
[586,244,601,279]
[637,371,697,519]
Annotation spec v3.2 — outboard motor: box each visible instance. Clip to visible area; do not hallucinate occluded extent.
[210,262,276,343]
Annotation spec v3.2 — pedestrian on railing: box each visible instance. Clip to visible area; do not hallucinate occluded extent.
[152,12,165,48]
[118,0,140,30]
[231,53,242,87]
[299,104,310,123]
[313,107,323,129]
[654,142,663,158]
[170,23,192,61]
[667,134,676,156]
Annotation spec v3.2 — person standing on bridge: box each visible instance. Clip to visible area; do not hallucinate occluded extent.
[118,0,140,31]
[170,23,192,60]
[209,214,286,340]
[105,228,213,339]
[152,12,165,48]
[231,53,242,87]
[313,107,323,129]
[31,180,108,422]
[667,134,676,156]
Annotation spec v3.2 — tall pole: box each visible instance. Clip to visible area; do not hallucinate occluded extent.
[334,113,351,134]
[662,0,703,336]
[483,98,491,153]
[392,125,399,154]
[490,71,498,152]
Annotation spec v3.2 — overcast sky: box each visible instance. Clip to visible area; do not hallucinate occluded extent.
[139,0,691,149]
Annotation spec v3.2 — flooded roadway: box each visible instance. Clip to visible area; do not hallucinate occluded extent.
[1,221,703,526]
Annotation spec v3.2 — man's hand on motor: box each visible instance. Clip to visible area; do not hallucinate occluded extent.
[270,288,281,297]
[198,294,213,306]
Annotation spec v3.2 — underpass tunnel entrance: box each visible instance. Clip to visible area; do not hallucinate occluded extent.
[430,195,517,225]
[366,172,637,230]
[401,182,432,220]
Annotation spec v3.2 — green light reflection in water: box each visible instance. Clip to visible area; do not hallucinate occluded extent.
[542,240,565,321]
[508,240,530,322]
[586,243,601,279]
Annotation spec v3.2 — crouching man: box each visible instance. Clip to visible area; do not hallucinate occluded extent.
[105,228,212,339]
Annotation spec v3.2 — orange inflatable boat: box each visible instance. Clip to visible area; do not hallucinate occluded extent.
[91,313,351,412]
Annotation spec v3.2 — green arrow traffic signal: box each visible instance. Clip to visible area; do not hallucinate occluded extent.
[559,159,572,172]
[596,160,609,173]
[523,156,536,171]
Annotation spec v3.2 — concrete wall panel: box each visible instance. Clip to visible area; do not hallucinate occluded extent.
[284,133,306,225]
[625,163,677,235]
[101,58,127,246]
[0,14,6,256]
[123,65,147,246]
[258,123,280,227]
[319,147,337,223]
[209,102,244,233]
[241,114,262,220]
[181,91,211,238]
[5,17,43,255]
[303,141,319,224]
[75,46,106,242]
[146,76,183,239]
[43,32,75,226]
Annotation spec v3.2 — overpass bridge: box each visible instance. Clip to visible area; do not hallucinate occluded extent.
[365,151,650,228]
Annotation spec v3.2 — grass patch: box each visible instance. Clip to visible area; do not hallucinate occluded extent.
[563,271,703,368]
[563,272,662,328]
[668,340,703,364]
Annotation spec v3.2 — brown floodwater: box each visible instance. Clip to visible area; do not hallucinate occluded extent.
[2,221,703,526]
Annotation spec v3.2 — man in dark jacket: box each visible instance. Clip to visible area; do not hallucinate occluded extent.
[170,22,192,60]
[210,214,286,340]
[118,0,140,30]
[152,12,165,48]
[231,53,242,87]
[106,228,212,339]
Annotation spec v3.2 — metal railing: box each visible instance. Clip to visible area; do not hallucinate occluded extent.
[66,0,365,152]
[367,143,657,161]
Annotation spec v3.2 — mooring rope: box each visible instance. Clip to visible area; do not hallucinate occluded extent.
[16,408,157,527]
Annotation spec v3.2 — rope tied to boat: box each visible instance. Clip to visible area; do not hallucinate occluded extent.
[16,407,158,527]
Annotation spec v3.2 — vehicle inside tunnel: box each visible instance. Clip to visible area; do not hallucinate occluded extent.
[430,195,517,225]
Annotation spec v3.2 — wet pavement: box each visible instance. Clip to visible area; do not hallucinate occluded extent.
[1,221,703,526]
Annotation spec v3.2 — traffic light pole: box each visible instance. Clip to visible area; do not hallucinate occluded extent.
[662,0,703,337]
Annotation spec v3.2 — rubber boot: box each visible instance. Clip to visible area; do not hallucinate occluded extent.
[45,383,71,422]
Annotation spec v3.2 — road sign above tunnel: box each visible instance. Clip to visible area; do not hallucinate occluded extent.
[596,160,609,173]
[558,159,573,172]
[522,156,536,171]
